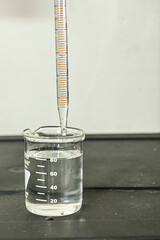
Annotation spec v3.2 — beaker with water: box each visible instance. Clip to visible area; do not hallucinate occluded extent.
[23,126,85,216]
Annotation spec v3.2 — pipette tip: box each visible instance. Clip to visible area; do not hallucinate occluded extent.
[61,128,67,137]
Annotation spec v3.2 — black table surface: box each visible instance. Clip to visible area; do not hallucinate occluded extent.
[0,135,160,240]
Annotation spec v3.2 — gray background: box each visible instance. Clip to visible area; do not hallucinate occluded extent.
[0,0,160,135]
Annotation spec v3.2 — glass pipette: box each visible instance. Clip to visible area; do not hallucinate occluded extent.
[54,0,69,136]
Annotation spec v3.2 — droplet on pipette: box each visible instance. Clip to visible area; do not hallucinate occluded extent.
[62,128,67,137]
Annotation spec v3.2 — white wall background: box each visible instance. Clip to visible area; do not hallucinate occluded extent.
[0,0,160,135]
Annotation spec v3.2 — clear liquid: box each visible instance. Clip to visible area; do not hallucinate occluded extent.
[25,149,83,216]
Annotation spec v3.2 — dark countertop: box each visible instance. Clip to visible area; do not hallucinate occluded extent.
[0,135,160,240]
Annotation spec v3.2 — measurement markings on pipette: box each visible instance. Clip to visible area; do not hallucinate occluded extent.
[57,31,66,34]
[59,65,66,68]
[58,65,66,67]
[57,32,65,35]
[59,89,67,92]
[55,17,66,21]
[59,96,67,98]
[58,58,66,61]
[59,88,67,90]
[59,100,67,102]
[57,36,65,39]
[56,24,66,31]
[57,9,65,13]
[57,34,66,37]
[57,27,66,30]
[57,43,66,46]
[59,66,67,71]
[58,44,66,47]
[59,97,67,100]
[58,60,66,64]
[59,79,67,82]
[56,28,66,30]
[58,41,66,44]
[59,66,67,69]
[57,9,66,12]
[57,27,66,31]
[59,63,66,66]
[56,48,67,50]
[59,91,67,94]
[57,39,65,43]
[56,37,65,40]
[36,199,47,202]
[57,13,66,17]
[58,54,66,57]
[57,28,66,31]
[58,63,66,66]
[59,74,67,77]
[59,87,67,90]
[58,56,66,59]
[58,47,66,50]
[58,37,65,42]
[58,48,66,51]
[59,81,67,84]
[59,80,67,83]
[59,100,67,103]
[55,5,66,8]
[57,21,66,24]
[57,39,65,42]
[55,0,68,110]
[58,67,67,71]
[56,52,67,54]
[59,98,67,100]
[57,47,66,50]
[56,3,66,7]
[57,14,66,18]
[59,72,67,75]
[58,44,66,48]
[59,65,66,69]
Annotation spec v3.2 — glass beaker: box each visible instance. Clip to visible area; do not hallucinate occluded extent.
[23,126,85,217]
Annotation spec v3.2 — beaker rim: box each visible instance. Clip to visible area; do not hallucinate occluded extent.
[23,126,85,143]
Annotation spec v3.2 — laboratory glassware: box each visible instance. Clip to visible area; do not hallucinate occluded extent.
[23,126,85,216]
[54,0,69,135]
